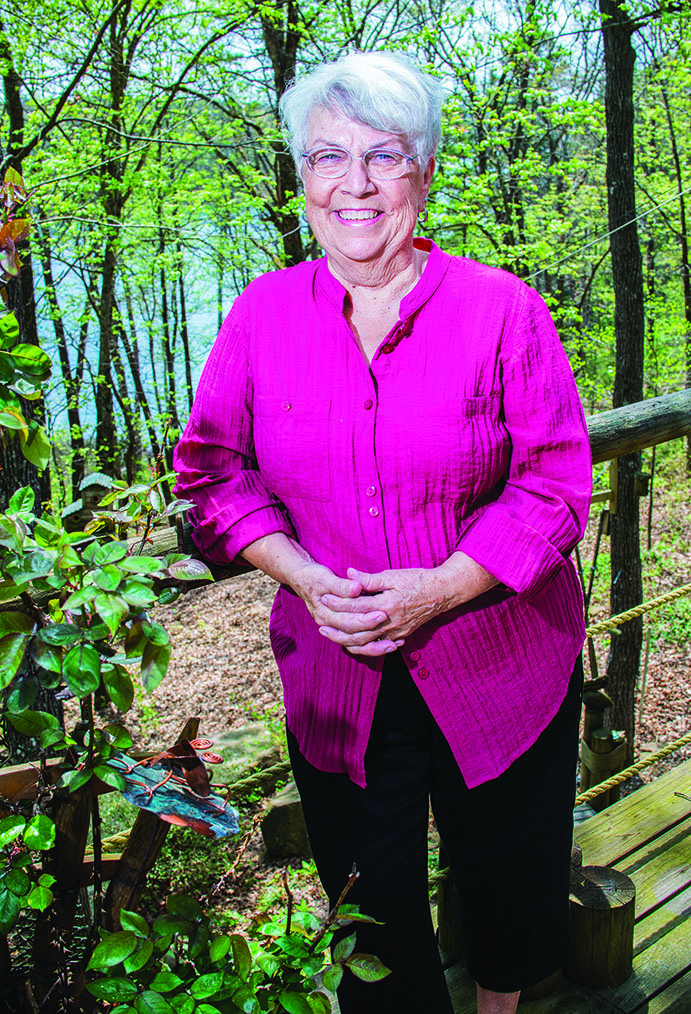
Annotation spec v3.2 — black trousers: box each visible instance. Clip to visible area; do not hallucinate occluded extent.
[287,651,583,1013]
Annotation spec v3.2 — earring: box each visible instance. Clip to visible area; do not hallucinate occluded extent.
[419,207,428,226]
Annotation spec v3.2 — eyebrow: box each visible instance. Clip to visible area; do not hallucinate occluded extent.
[307,138,404,150]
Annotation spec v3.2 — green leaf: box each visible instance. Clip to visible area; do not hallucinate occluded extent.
[38,873,56,888]
[231,985,261,1014]
[23,814,56,850]
[63,642,101,697]
[26,883,53,911]
[0,816,26,847]
[83,621,111,642]
[125,621,147,658]
[0,310,19,348]
[141,640,170,691]
[123,939,154,973]
[332,933,356,964]
[0,612,33,637]
[4,868,30,896]
[102,664,135,712]
[119,556,165,576]
[256,952,281,977]
[306,991,331,1014]
[188,919,210,960]
[166,558,214,583]
[103,724,133,750]
[209,934,231,963]
[62,586,96,611]
[190,973,224,999]
[279,990,313,1014]
[10,343,52,378]
[168,996,195,1014]
[0,885,21,932]
[167,894,203,921]
[134,990,175,1014]
[93,541,128,566]
[92,564,123,591]
[94,592,129,636]
[19,424,50,470]
[38,623,81,646]
[0,632,29,688]
[87,978,139,1002]
[8,710,60,742]
[94,765,127,791]
[321,964,343,992]
[152,913,191,937]
[59,767,92,792]
[344,953,391,983]
[88,931,138,969]
[121,579,156,608]
[230,933,252,981]
[120,909,150,938]
[29,638,63,674]
[7,673,39,712]
[149,971,184,993]
[141,621,170,646]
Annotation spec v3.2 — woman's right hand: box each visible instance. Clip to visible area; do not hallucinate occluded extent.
[290,561,392,641]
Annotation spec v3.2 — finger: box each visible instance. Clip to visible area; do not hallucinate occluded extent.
[346,567,392,593]
[320,592,388,614]
[318,610,387,635]
[346,638,406,657]
[319,573,362,598]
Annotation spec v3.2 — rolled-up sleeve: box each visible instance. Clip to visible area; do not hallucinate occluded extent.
[173,302,295,564]
[455,284,592,600]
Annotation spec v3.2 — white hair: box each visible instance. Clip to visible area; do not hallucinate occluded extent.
[279,52,443,171]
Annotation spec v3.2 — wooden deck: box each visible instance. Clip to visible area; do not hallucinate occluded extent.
[445,756,691,1013]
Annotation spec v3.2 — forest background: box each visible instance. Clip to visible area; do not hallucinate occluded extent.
[2,0,690,509]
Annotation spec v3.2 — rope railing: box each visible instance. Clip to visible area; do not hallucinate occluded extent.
[584,583,691,639]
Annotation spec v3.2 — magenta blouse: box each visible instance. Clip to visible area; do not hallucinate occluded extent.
[174,240,592,788]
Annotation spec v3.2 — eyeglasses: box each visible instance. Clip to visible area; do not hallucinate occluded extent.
[302,146,419,180]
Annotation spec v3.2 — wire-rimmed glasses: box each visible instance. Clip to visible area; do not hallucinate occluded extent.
[302,146,419,180]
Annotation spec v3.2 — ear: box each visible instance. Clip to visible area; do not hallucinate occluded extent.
[420,155,435,205]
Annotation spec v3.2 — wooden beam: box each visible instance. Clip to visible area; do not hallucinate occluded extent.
[587,389,691,464]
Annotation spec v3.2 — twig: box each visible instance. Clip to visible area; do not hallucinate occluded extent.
[309,865,360,954]
[282,868,294,936]
[201,812,263,906]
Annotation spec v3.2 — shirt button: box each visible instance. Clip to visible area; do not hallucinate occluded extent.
[381,344,394,354]
[365,486,377,497]
[364,399,373,410]
[418,668,429,680]
[281,400,291,411]
[368,506,380,517]
[410,651,421,662]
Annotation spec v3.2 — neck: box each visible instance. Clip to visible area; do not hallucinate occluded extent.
[329,244,427,309]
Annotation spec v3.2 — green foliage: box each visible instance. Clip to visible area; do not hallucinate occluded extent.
[0,814,56,932]
[86,895,389,1013]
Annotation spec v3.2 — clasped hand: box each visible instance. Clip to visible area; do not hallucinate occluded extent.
[292,562,454,657]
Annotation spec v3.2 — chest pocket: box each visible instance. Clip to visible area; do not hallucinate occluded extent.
[406,395,507,506]
[253,396,332,503]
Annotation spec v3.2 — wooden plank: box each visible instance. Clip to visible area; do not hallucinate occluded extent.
[587,389,691,464]
[594,885,691,1011]
[575,760,691,867]
[617,820,691,919]
[0,757,62,802]
[632,970,691,1013]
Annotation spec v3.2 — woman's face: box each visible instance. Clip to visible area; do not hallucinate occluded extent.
[301,106,434,278]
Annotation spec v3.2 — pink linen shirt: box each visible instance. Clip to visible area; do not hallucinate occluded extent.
[174,239,592,789]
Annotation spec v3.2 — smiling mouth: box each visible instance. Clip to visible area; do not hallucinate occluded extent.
[336,209,382,221]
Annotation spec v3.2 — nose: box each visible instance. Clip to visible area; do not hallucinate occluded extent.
[340,156,376,196]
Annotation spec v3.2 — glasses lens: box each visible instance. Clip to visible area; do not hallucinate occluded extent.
[308,148,350,177]
[364,150,409,179]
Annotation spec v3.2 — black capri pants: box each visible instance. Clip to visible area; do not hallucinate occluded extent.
[287,650,583,1013]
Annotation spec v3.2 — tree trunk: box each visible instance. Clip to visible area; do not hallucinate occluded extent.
[599,0,645,759]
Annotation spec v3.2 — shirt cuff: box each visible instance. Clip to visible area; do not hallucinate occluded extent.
[456,508,569,601]
[189,503,296,567]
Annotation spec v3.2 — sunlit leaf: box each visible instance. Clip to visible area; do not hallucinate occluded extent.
[102,664,134,711]
[23,814,56,850]
[63,642,101,696]
[344,953,391,982]
[88,931,138,969]
[26,883,53,911]
[141,640,170,691]
[0,632,29,688]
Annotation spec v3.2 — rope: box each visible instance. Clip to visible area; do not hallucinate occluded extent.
[584,583,691,639]
[575,727,691,807]
[85,830,132,856]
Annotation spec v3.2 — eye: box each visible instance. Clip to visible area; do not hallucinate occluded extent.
[366,150,404,168]
[310,148,348,169]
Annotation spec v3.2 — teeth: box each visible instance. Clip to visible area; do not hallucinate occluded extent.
[337,210,379,221]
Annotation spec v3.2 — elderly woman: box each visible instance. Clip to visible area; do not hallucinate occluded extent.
[174,52,591,1014]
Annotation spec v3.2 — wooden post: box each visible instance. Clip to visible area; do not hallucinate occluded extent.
[566,866,635,989]
[580,729,627,813]
[100,716,201,932]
